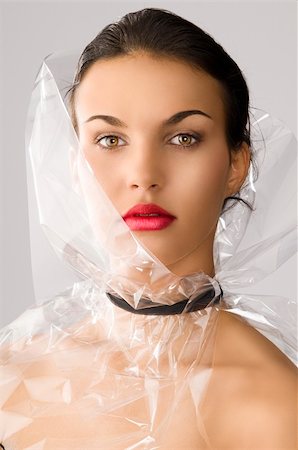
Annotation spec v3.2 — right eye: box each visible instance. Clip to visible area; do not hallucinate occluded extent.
[95,134,126,150]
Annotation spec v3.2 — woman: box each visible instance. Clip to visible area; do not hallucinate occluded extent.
[0,8,296,449]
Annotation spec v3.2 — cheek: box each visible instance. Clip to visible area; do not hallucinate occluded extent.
[168,157,229,254]
[177,151,230,216]
[82,147,120,197]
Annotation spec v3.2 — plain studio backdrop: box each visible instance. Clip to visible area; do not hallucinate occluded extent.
[0,0,297,328]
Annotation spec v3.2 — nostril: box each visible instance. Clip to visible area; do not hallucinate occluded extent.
[132,183,159,190]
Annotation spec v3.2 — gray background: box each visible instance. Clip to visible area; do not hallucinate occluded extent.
[0,0,297,328]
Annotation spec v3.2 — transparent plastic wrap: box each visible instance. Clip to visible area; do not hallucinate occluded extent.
[0,49,297,449]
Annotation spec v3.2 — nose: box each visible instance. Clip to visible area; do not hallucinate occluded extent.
[126,144,164,191]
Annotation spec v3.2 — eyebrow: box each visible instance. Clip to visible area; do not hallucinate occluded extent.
[83,109,213,127]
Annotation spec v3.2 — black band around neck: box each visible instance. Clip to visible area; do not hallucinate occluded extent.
[106,284,223,316]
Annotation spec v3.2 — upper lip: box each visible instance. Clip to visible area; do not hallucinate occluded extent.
[123,203,176,219]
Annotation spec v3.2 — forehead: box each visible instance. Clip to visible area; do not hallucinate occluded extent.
[75,52,225,125]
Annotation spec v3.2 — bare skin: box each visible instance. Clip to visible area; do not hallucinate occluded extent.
[201,310,297,449]
[1,309,297,449]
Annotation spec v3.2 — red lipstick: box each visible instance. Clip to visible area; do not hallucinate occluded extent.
[122,203,176,231]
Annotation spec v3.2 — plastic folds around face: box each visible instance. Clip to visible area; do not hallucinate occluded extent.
[26,54,224,312]
[0,50,296,449]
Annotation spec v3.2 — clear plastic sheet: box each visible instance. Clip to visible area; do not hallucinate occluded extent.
[25,52,223,311]
[0,50,297,449]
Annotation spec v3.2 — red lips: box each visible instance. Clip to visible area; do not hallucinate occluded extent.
[122,203,176,231]
[123,203,175,219]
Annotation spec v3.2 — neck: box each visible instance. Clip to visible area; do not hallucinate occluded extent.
[67,276,222,373]
[109,305,219,368]
[162,226,216,278]
[106,227,217,304]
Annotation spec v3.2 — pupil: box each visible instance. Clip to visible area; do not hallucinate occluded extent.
[180,135,190,145]
[109,137,117,146]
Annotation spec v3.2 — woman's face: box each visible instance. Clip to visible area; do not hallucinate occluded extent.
[74,52,245,277]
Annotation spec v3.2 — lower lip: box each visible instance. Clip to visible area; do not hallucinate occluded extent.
[123,215,175,231]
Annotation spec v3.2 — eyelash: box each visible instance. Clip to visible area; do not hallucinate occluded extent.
[94,132,203,150]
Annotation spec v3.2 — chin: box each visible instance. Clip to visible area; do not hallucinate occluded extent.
[136,234,193,269]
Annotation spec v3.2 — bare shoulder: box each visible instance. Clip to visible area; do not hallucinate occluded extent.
[202,309,297,449]
[214,308,295,369]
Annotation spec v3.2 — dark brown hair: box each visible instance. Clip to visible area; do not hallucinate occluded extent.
[67,7,255,211]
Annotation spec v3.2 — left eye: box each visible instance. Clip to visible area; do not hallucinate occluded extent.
[170,133,201,147]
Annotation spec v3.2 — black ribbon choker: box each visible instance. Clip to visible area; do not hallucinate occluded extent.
[106,284,223,316]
